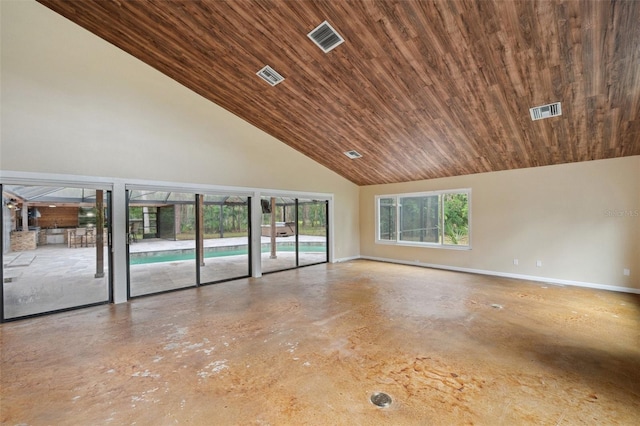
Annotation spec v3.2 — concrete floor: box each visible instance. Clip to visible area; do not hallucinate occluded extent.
[1,260,639,425]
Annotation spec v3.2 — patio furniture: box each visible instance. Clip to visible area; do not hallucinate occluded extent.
[261,221,296,237]
[86,228,95,247]
[129,222,140,243]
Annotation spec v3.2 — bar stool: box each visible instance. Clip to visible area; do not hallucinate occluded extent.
[74,228,87,247]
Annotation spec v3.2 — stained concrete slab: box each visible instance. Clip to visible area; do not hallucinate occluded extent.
[1,260,639,424]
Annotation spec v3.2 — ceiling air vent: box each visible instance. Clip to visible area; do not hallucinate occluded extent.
[344,150,362,159]
[308,21,345,53]
[529,102,562,121]
[256,65,285,86]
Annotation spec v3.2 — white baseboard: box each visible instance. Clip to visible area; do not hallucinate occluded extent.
[333,255,361,263]
[357,255,640,295]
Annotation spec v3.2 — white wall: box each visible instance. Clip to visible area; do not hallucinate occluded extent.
[0,0,360,261]
[360,156,640,292]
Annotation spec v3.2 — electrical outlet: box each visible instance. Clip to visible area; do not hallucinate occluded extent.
[536,260,542,267]
[623,268,630,276]
[513,259,519,266]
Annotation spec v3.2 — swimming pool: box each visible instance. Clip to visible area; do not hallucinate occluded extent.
[130,242,326,265]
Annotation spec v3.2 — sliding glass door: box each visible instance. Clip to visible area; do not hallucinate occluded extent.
[297,199,328,267]
[198,195,250,284]
[127,189,251,297]
[127,190,197,297]
[1,184,111,320]
[261,197,297,273]
[261,197,328,274]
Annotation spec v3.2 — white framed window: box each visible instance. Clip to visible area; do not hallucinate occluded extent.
[376,189,471,249]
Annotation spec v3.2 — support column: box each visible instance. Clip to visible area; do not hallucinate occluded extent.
[112,182,128,304]
[250,194,262,278]
[21,203,28,231]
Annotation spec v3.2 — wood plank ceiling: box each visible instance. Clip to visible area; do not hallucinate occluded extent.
[37,0,640,186]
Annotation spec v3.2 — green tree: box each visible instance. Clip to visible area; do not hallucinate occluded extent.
[443,193,468,244]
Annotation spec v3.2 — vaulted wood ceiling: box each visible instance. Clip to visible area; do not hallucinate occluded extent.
[37,0,640,186]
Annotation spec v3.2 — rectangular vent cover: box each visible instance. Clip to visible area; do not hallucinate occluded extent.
[529,102,562,121]
[257,65,285,86]
[344,150,362,159]
[308,21,345,53]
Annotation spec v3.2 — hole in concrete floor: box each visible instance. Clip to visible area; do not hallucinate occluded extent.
[370,392,392,408]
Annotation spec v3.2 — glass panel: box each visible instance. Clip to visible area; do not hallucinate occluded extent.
[399,195,440,243]
[443,192,469,246]
[167,192,199,203]
[129,190,169,203]
[261,197,297,273]
[2,184,110,319]
[378,197,396,240]
[199,195,250,283]
[5,186,97,203]
[298,199,328,267]
[128,191,196,297]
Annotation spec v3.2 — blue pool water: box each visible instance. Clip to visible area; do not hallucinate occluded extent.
[130,243,326,265]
